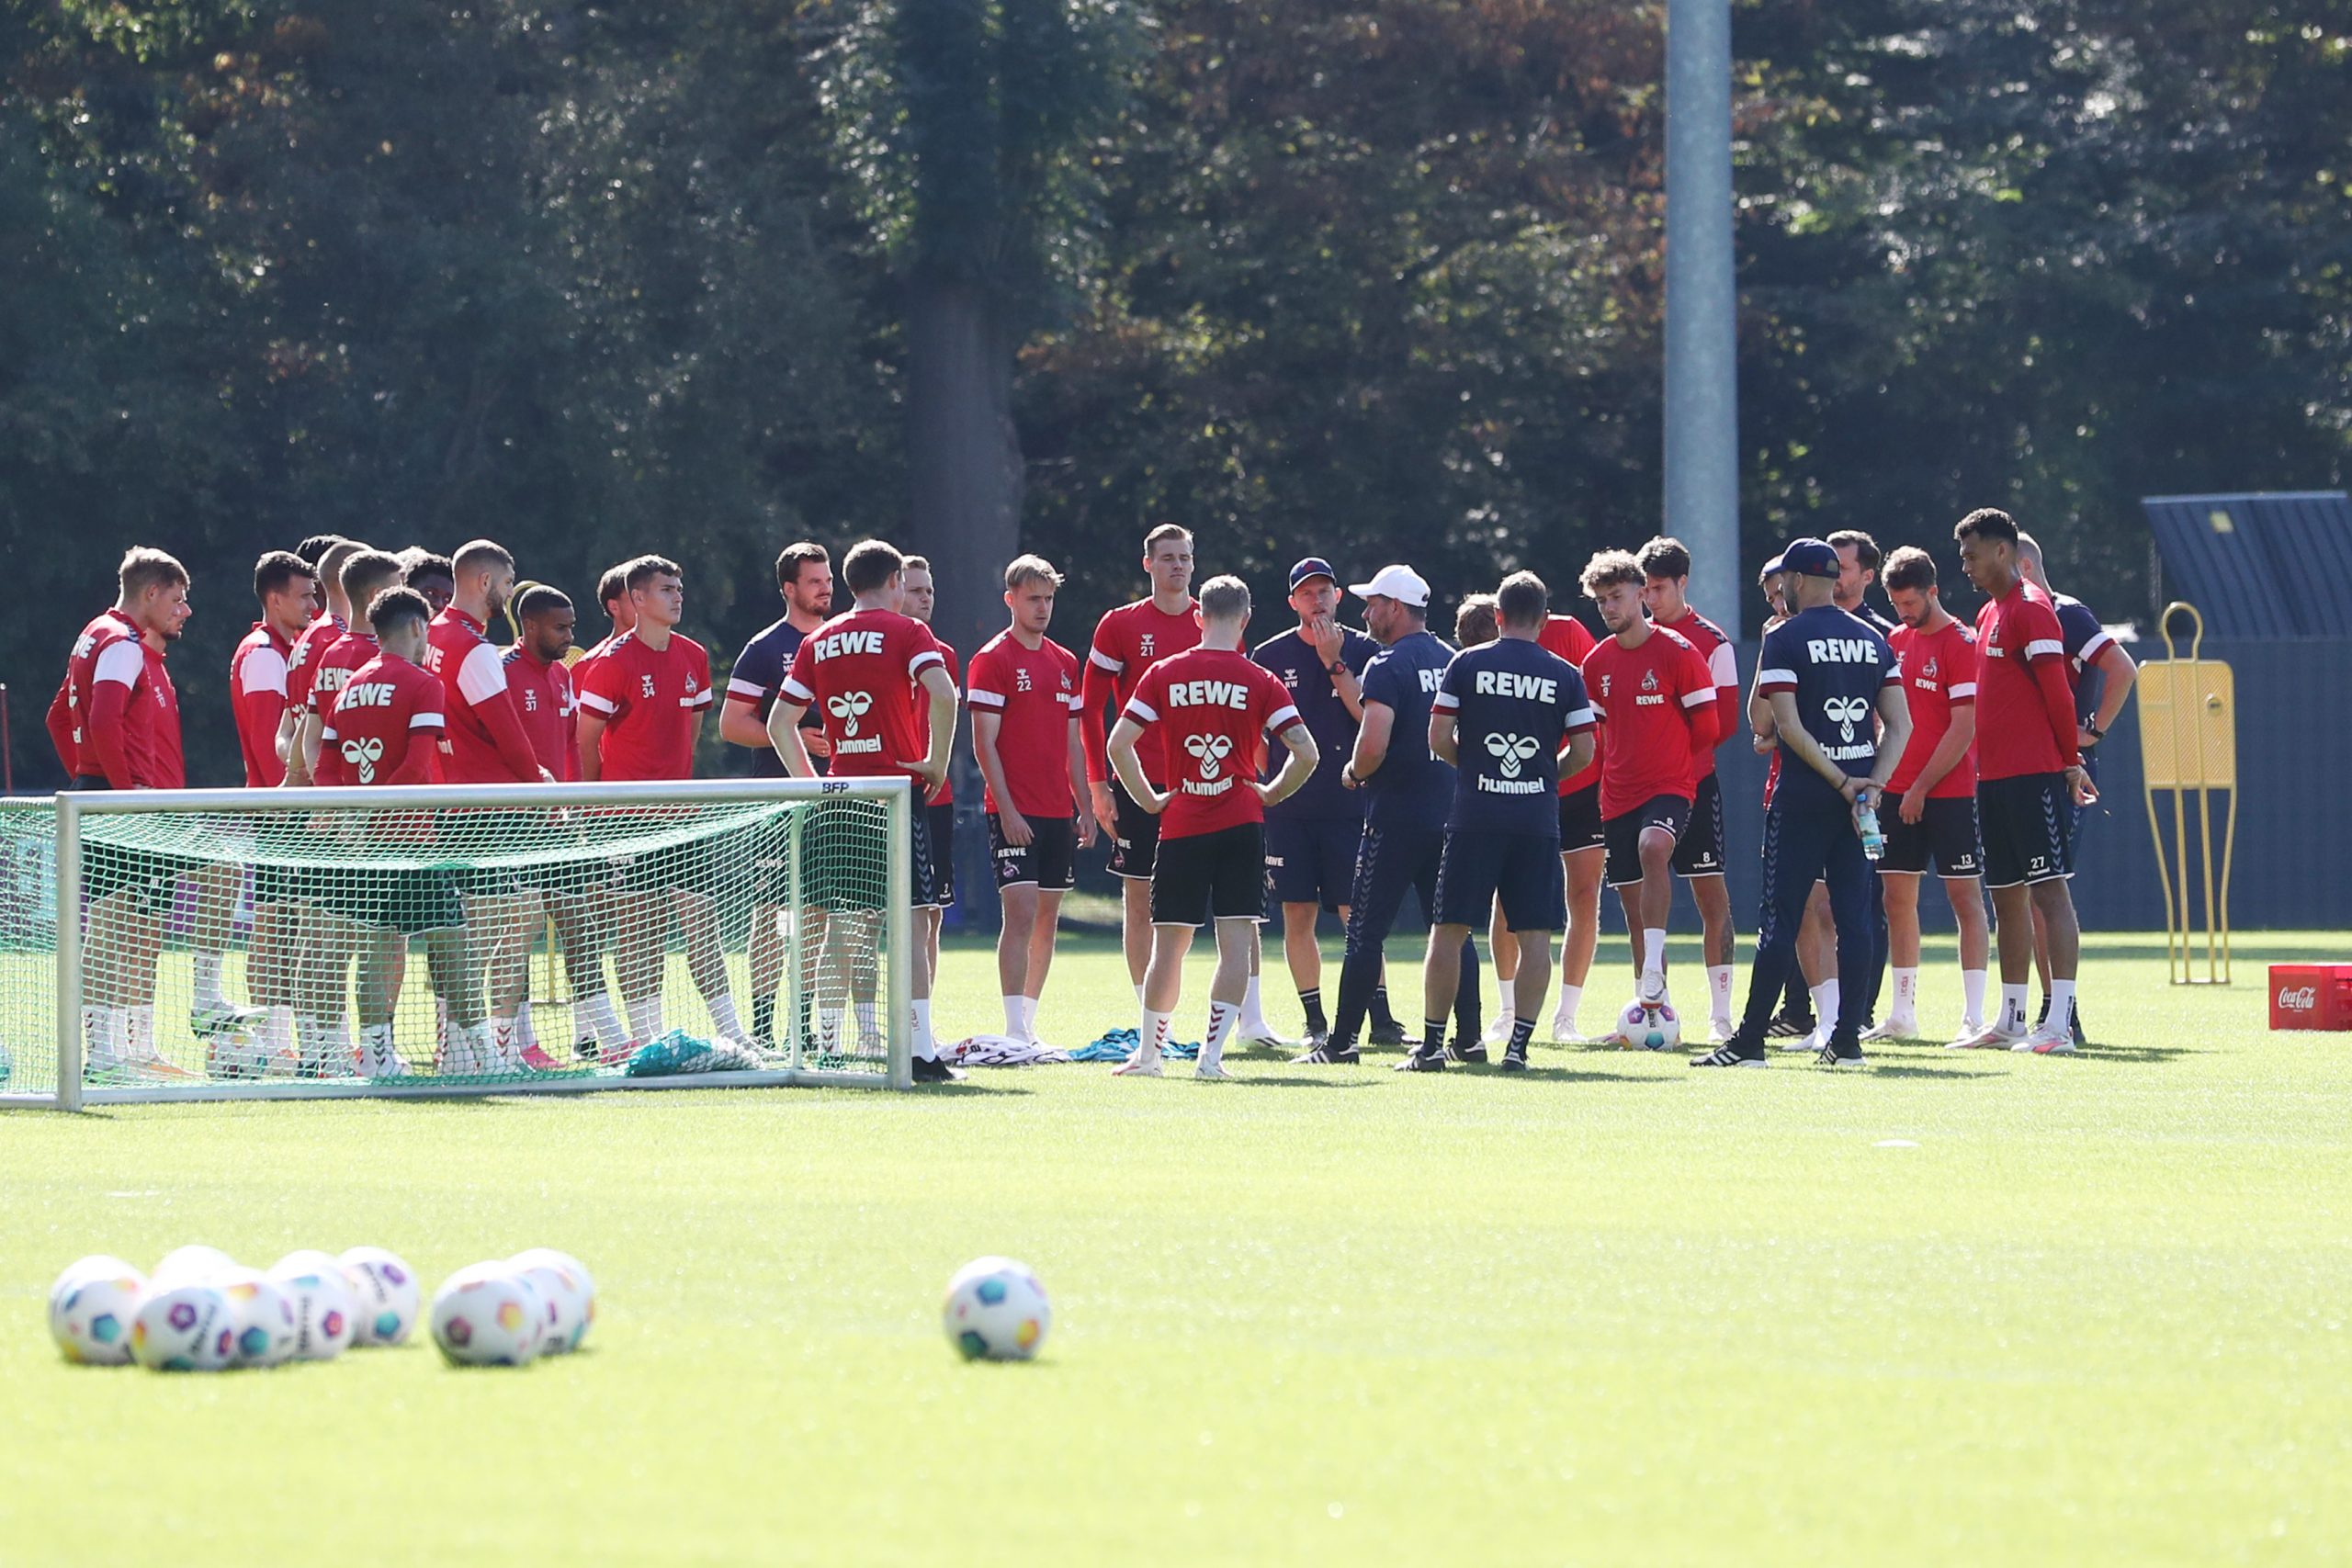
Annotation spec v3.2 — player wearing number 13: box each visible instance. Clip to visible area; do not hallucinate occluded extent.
[1695,539,1908,1069]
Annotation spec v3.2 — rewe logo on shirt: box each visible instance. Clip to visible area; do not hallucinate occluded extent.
[1164,680,1251,710]
[813,629,886,660]
[1418,667,1442,694]
[1474,671,1557,703]
[342,682,397,709]
[1805,637,1879,664]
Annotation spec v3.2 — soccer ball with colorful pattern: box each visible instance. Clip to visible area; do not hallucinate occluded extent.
[49,1257,146,1366]
[130,1282,239,1371]
[944,1257,1051,1362]
[430,1265,547,1368]
[1613,998,1682,1052]
[507,1249,593,1355]
[341,1246,423,1347]
[213,1267,300,1368]
[269,1253,357,1360]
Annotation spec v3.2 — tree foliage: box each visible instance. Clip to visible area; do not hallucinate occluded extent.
[1,0,2345,785]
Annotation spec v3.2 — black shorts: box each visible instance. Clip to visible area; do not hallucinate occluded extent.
[1602,795,1691,889]
[989,813,1076,892]
[1672,773,1728,877]
[1557,786,1605,854]
[79,844,196,915]
[1107,775,1162,879]
[805,795,933,912]
[320,868,464,935]
[251,863,305,908]
[1978,773,2072,888]
[923,801,957,909]
[1150,823,1265,927]
[1264,816,1361,911]
[1882,795,1984,877]
[1435,828,1566,932]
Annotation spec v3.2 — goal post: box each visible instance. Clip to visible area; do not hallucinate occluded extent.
[1,776,915,1111]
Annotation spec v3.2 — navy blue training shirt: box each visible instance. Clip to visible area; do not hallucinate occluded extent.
[1253,626,1377,819]
[1433,636,1594,835]
[1355,628,1456,830]
[2052,592,2109,727]
[1755,604,1900,804]
[727,615,820,778]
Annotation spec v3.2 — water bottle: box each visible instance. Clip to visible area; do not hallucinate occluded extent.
[1856,791,1885,862]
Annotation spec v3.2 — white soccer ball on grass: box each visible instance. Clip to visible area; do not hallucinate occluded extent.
[1612,998,1682,1053]
[507,1252,592,1355]
[213,1267,300,1368]
[130,1282,238,1371]
[268,1255,357,1360]
[341,1246,423,1347]
[430,1265,546,1368]
[151,1244,238,1286]
[49,1257,147,1366]
[944,1257,1051,1361]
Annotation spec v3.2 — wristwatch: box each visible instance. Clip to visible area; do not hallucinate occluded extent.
[2084,721,2104,745]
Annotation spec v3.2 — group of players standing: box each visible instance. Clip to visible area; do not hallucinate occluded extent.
[46,502,2132,1083]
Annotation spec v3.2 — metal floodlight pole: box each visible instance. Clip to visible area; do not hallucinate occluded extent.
[1664,0,1741,629]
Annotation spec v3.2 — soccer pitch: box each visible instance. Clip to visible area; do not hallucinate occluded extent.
[5,931,2346,1564]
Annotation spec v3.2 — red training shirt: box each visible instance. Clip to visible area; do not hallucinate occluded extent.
[1540,614,1603,797]
[922,641,961,805]
[1121,648,1301,840]
[284,614,345,719]
[1081,598,1201,786]
[1579,626,1718,818]
[577,630,710,782]
[318,652,446,787]
[47,609,184,789]
[965,630,1081,818]
[1972,581,2081,781]
[306,628,380,718]
[781,607,946,781]
[230,621,296,787]
[503,645,582,783]
[1888,618,1979,800]
[1651,606,1740,779]
[424,607,542,784]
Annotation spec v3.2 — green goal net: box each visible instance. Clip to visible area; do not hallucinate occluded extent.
[0,778,913,1108]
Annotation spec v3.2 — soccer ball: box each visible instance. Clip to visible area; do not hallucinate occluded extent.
[430,1266,546,1368]
[130,1282,238,1371]
[50,1258,147,1366]
[944,1257,1050,1362]
[268,1256,357,1361]
[510,1248,596,1351]
[213,1267,300,1368]
[1613,998,1682,1052]
[507,1252,590,1355]
[341,1247,422,1347]
[151,1244,238,1286]
[205,1022,292,1079]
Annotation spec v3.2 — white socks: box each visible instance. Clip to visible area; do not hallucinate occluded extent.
[1201,999,1238,1074]
[192,953,227,1012]
[1238,975,1272,1037]
[1550,986,1580,1033]
[1001,995,1039,1042]
[83,1007,122,1070]
[1962,969,1988,1031]
[911,998,936,1062]
[580,991,628,1052]
[1707,965,1732,1027]
[627,996,662,1043]
[2047,979,2076,1032]
[1641,928,1667,974]
[128,1005,157,1062]
[266,1005,296,1059]
[854,999,879,1043]
[360,1023,396,1075]
[1891,967,1919,1024]
[515,999,537,1050]
[707,995,746,1043]
[1807,981,1839,1047]
[1999,982,2030,1034]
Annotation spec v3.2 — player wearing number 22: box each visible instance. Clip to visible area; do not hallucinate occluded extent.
[1696,537,1908,1069]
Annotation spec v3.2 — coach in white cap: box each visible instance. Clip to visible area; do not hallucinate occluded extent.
[1298,564,1485,1062]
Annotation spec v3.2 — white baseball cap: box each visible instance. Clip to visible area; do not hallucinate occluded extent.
[1346,564,1430,608]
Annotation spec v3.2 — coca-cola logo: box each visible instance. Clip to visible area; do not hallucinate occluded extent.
[2278,986,2319,1010]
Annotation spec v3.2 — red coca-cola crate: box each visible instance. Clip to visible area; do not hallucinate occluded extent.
[2269,964,2352,1031]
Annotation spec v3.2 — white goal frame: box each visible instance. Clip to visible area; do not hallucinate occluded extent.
[18,775,912,1111]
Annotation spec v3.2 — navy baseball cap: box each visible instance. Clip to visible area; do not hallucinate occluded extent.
[1288,557,1338,590]
[1778,538,1841,579]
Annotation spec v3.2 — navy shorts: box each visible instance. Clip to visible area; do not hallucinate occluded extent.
[1264,816,1362,912]
[1882,795,1984,878]
[1602,794,1691,889]
[1435,829,1566,933]
[1672,772,1728,877]
[923,800,956,909]
[1108,776,1162,879]
[1978,773,2072,889]
[1557,786,1605,854]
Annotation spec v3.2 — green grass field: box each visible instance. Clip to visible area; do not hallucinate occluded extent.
[5,930,2347,1564]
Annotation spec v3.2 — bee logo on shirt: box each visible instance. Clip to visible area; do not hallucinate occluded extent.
[1015,669,1033,694]
[828,690,876,737]
[1825,695,1870,743]
[522,687,539,713]
[340,737,385,784]
[1183,732,1235,781]
[1138,634,1156,658]
[1485,732,1543,779]
[1598,674,1612,697]
[639,674,657,700]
